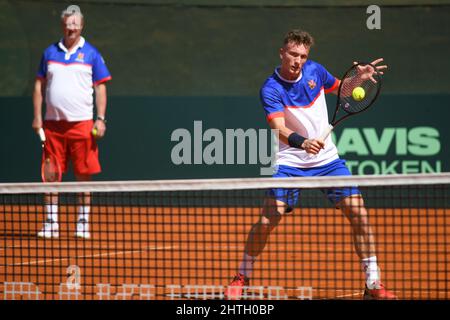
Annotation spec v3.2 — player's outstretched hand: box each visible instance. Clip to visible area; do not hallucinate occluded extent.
[353,58,388,83]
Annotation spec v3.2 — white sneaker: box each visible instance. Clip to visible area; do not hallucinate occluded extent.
[75,219,91,239]
[37,219,59,238]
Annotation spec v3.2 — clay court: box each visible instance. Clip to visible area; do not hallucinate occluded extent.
[1,204,448,300]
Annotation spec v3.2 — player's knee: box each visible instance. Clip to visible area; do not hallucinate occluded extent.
[260,212,282,230]
[338,195,367,219]
[345,208,371,229]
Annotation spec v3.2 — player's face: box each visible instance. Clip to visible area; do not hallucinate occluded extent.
[62,15,83,43]
[279,42,310,80]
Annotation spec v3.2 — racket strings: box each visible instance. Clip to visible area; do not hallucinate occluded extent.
[339,65,381,114]
[42,151,62,183]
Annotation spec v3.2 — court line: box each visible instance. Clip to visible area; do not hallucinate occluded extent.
[330,290,364,299]
[0,243,167,251]
[7,245,176,267]
[1,243,244,269]
[1,243,244,253]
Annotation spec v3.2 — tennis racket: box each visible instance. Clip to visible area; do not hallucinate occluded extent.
[319,62,382,141]
[39,128,62,183]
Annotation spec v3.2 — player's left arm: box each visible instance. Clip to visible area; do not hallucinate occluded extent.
[92,49,111,139]
[94,83,107,138]
[326,58,387,96]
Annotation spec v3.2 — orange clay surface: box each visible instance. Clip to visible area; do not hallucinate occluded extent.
[1,205,448,300]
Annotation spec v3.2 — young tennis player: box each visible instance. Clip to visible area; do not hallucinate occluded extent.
[225,29,396,300]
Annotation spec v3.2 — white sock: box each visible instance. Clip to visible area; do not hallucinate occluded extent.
[361,256,380,288]
[45,205,58,223]
[238,253,257,278]
[77,206,90,222]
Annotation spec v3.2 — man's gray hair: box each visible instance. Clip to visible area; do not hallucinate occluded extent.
[61,4,84,20]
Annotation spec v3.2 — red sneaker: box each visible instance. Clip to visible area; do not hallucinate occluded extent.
[224,273,250,300]
[364,282,397,300]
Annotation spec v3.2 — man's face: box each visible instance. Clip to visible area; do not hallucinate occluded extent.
[279,41,310,80]
[62,14,83,42]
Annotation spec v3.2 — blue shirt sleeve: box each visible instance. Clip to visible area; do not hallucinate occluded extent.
[92,50,111,84]
[37,52,47,78]
[260,85,284,119]
[315,62,337,91]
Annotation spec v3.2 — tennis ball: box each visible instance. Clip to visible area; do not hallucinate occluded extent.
[92,128,98,136]
[352,87,365,101]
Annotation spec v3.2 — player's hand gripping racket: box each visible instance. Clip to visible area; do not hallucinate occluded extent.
[319,62,382,141]
[39,128,62,182]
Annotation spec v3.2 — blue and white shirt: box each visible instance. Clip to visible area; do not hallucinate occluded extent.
[37,37,111,121]
[260,60,339,168]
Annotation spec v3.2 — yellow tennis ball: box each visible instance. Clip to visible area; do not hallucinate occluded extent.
[92,128,98,136]
[352,87,365,101]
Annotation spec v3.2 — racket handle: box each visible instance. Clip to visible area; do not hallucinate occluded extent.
[38,128,46,143]
[319,124,334,141]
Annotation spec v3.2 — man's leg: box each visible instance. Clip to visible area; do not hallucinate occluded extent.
[75,174,92,239]
[248,197,286,254]
[338,195,376,260]
[338,195,396,299]
[38,192,60,238]
[225,197,286,300]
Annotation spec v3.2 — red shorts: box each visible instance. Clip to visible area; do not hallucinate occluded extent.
[43,120,101,176]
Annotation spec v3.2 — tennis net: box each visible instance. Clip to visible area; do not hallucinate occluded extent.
[1,173,449,300]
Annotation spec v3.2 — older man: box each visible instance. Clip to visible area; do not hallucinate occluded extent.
[32,5,111,239]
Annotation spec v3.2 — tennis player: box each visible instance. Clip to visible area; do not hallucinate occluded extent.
[225,29,396,300]
[32,5,111,239]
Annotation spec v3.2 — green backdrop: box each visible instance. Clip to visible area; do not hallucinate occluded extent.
[0,94,447,182]
[0,0,448,182]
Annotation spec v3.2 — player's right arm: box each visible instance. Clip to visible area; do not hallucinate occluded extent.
[262,84,324,154]
[268,117,324,155]
[32,77,46,134]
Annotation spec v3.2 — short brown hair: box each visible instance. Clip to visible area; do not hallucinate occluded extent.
[283,29,314,47]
